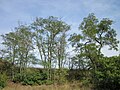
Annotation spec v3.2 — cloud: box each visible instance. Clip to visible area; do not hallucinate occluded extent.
[102,46,119,57]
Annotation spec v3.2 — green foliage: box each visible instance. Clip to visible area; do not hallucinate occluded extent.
[54,69,68,84]
[67,13,120,90]
[13,70,48,85]
[0,73,7,89]
[81,78,91,87]
[93,56,120,90]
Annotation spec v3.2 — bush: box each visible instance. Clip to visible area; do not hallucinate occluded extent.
[54,69,68,84]
[13,69,48,85]
[81,78,90,86]
[0,73,7,89]
[93,56,120,90]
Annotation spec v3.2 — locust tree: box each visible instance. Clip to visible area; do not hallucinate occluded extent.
[79,13,119,69]
[31,16,70,80]
[15,25,34,73]
[1,32,19,79]
[69,13,119,85]
[1,24,35,78]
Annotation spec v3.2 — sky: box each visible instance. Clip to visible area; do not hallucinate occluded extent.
[0,0,120,56]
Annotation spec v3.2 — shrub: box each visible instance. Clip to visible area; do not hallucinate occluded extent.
[54,69,68,84]
[81,78,90,87]
[13,69,48,85]
[0,73,7,89]
[93,56,120,90]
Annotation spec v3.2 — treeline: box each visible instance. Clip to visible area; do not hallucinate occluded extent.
[0,13,120,90]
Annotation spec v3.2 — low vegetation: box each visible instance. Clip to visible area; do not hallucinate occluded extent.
[0,73,7,89]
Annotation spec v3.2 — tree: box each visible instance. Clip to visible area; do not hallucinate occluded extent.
[79,14,119,85]
[1,24,35,79]
[1,32,18,79]
[31,16,70,81]
[14,25,34,73]
[69,13,119,86]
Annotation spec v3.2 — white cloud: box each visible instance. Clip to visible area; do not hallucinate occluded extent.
[102,46,119,57]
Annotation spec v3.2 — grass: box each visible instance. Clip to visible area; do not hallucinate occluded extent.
[2,82,91,90]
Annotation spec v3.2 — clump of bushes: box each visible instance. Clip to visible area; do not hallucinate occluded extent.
[93,56,120,90]
[13,69,48,85]
[0,73,8,89]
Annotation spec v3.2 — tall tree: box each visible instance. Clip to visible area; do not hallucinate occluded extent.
[15,25,34,73]
[31,16,70,80]
[1,24,35,78]
[1,32,18,79]
[69,13,119,85]
[79,13,119,69]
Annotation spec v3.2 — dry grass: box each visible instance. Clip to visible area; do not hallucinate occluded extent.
[3,82,91,90]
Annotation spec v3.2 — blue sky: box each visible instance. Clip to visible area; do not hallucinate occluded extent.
[0,0,120,56]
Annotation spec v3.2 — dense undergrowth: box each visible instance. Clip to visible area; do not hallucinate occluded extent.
[0,56,120,90]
